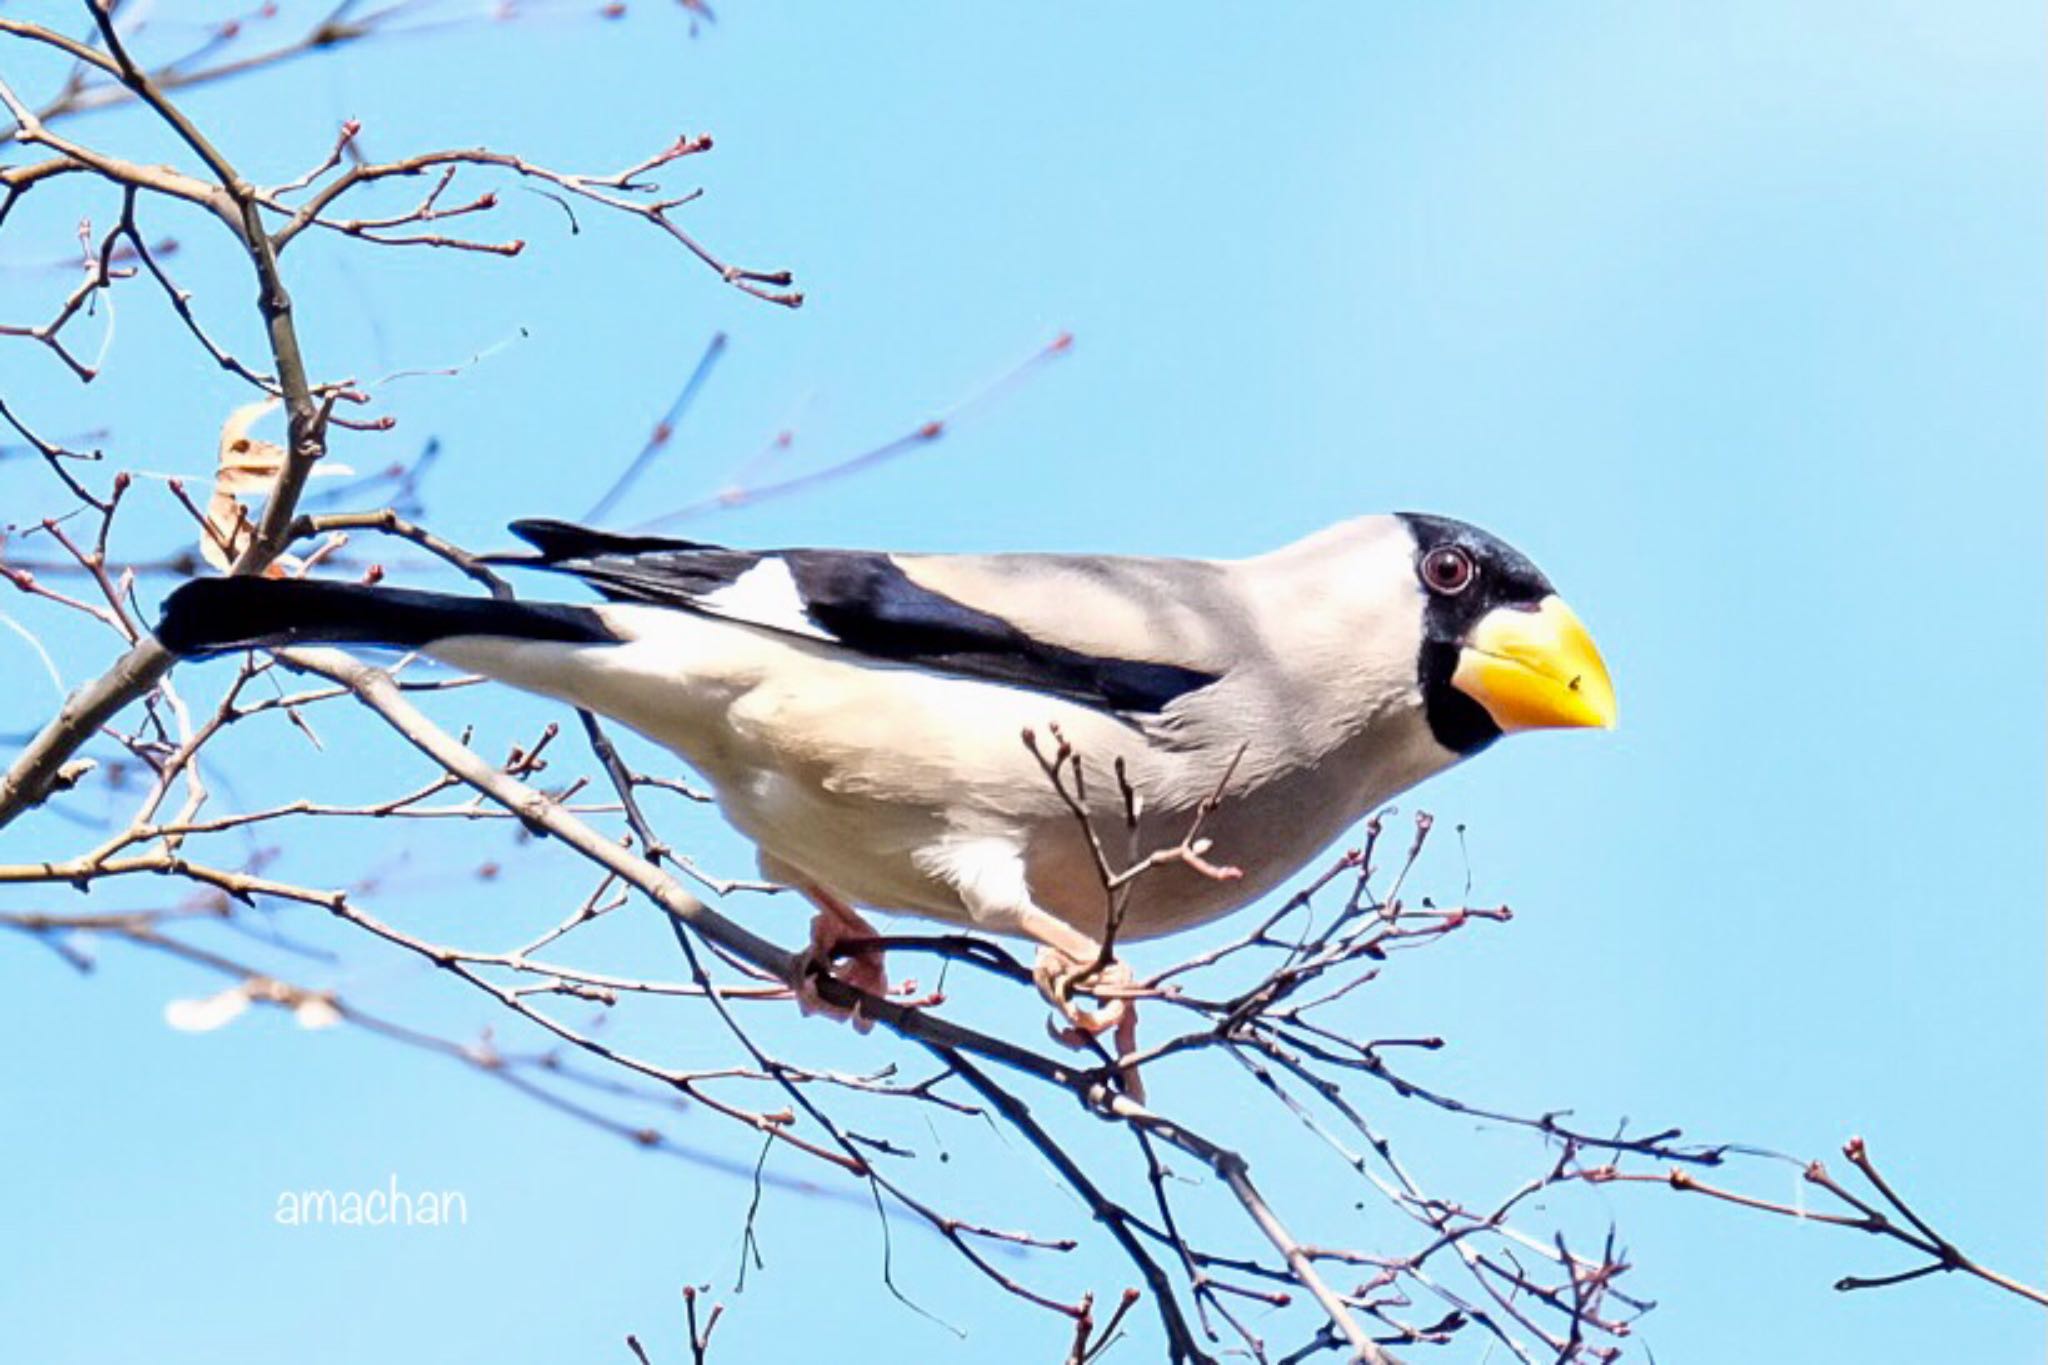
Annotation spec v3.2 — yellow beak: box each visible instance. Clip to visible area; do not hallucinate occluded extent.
[1451,596,1617,732]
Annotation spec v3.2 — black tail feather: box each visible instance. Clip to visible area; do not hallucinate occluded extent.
[155,577,617,658]
[493,518,722,566]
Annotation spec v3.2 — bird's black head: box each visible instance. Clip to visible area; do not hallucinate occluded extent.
[1397,513,1616,756]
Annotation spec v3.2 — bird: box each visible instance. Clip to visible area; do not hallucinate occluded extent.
[155,513,1614,1077]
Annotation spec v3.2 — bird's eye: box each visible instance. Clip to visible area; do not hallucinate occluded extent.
[1421,546,1475,595]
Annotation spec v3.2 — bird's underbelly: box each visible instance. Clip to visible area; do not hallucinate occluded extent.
[696,708,1405,944]
[705,761,1353,940]
[714,765,969,918]
[437,613,1452,945]
[670,671,1345,934]
[630,640,1164,926]
[1017,779,1375,941]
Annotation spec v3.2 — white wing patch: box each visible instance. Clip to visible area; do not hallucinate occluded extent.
[696,558,834,642]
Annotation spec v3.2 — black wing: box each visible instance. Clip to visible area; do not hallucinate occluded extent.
[496,519,1218,715]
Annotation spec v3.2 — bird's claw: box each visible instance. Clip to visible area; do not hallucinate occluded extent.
[795,902,889,1034]
[1034,949,1146,1101]
[1034,950,1132,1036]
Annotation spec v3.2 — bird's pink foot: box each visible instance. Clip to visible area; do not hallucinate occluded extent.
[792,885,889,1033]
[1034,948,1146,1102]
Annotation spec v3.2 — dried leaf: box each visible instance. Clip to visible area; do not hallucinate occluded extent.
[199,487,255,573]
[215,398,290,493]
[200,400,353,573]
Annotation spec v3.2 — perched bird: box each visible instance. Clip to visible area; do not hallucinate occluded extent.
[156,514,1614,1065]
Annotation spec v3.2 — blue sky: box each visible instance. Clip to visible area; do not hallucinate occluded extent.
[2,3,2042,1361]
